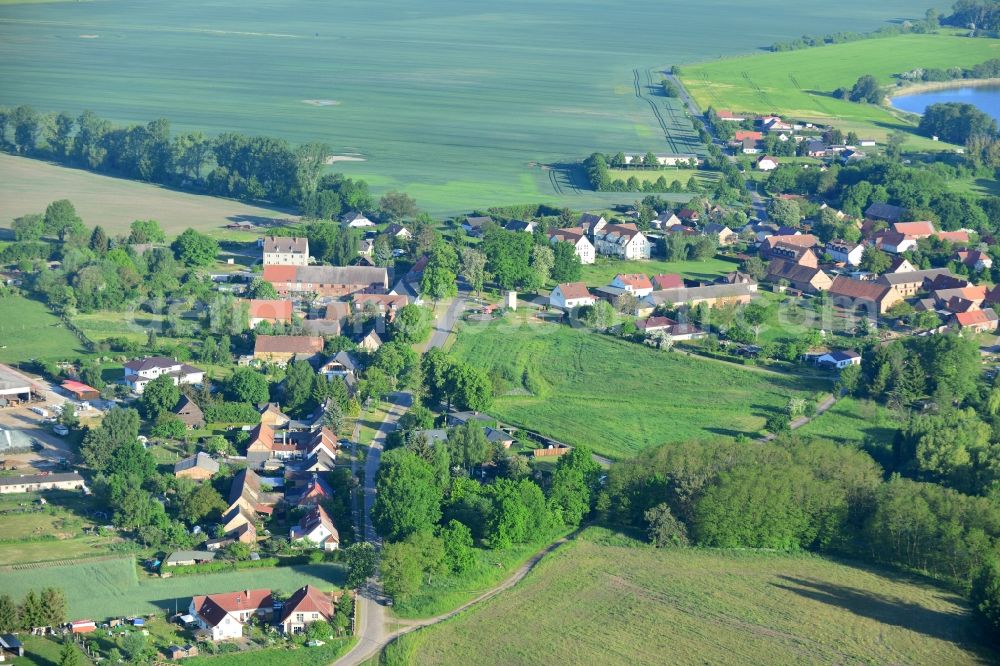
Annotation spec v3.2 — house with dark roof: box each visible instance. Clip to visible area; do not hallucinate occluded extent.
[828,276,901,314]
[341,212,375,228]
[815,350,861,369]
[123,357,205,394]
[173,395,205,429]
[262,236,309,266]
[865,203,905,223]
[0,472,85,494]
[577,213,608,236]
[639,284,754,315]
[174,452,219,480]
[163,550,217,567]
[766,260,832,293]
[877,269,954,298]
[462,216,493,237]
[262,265,388,298]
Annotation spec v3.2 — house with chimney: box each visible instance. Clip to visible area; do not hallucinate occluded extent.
[123,357,205,395]
[189,589,274,641]
[262,265,388,298]
[261,237,309,266]
[290,505,340,551]
[593,224,651,260]
[278,586,335,635]
[546,227,596,264]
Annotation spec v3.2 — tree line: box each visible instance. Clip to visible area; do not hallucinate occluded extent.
[0,587,67,631]
[946,0,1000,32]
[600,436,1000,638]
[769,10,941,52]
[0,106,368,214]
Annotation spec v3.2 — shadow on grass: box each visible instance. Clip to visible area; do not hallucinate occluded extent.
[772,575,985,648]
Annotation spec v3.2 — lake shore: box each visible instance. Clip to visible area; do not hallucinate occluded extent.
[886,77,1000,99]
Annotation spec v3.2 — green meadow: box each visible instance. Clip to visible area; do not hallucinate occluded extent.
[386,527,999,665]
[0,294,89,363]
[449,322,827,459]
[0,0,924,214]
[0,557,345,620]
[682,33,1000,146]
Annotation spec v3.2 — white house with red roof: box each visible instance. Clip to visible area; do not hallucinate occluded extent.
[546,227,595,264]
[189,589,274,641]
[279,585,334,634]
[550,283,595,310]
[290,505,340,551]
[610,274,654,297]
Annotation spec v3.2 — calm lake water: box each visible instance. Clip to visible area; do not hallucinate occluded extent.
[892,85,1000,122]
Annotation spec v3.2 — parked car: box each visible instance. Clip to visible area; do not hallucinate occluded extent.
[53,424,69,436]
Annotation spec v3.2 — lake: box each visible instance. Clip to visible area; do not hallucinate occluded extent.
[892,85,1000,122]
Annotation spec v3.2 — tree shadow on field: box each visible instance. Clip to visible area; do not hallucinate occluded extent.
[705,426,747,438]
[771,575,990,649]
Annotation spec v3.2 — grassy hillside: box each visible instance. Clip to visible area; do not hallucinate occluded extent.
[681,33,1000,145]
[0,154,297,237]
[0,557,345,620]
[449,321,828,458]
[387,527,999,665]
[0,1,924,213]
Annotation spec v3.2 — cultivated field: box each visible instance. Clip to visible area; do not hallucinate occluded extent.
[449,322,827,458]
[0,557,345,619]
[386,527,999,666]
[0,0,924,213]
[0,154,297,236]
[0,294,89,363]
[681,33,1000,146]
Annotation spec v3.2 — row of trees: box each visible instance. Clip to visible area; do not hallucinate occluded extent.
[583,152,702,194]
[0,106,372,214]
[0,588,66,631]
[769,11,941,51]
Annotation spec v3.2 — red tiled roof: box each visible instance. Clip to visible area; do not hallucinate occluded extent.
[614,273,653,290]
[246,299,293,321]
[254,335,323,354]
[829,276,891,302]
[893,221,935,237]
[61,380,98,394]
[555,282,592,300]
[652,274,684,290]
[280,585,333,624]
[192,589,273,627]
[765,234,817,249]
[636,316,677,331]
[262,265,297,282]
[938,231,970,244]
[955,309,998,327]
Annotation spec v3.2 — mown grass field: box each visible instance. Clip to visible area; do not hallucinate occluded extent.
[574,255,737,288]
[0,154,298,236]
[0,557,345,620]
[681,33,1000,147]
[0,1,923,214]
[449,322,826,458]
[0,294,89,363]
[386,527,999,666]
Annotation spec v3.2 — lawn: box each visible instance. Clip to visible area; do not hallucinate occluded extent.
[575,255,738,288]
[0,1,924,214]
[0,154,298,237]
[449,321,827,459]
[71,309,168,345]
[386,527,999,666]
[681,33,1000,147]
[0,557,346,620]
[0,294,90,363]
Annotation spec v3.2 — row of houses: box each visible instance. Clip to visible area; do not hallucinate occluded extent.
[545,214,652,263]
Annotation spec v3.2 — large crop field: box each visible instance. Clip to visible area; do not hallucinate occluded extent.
[386,527,999,665]
[0,557,345,619]
[449,321,828,458]
[0,154,298,236]
[681,33,1000,145]
[0,294,89,363]
[0,0,923,213]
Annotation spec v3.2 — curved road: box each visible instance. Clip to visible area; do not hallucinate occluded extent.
[335,295,466,666]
